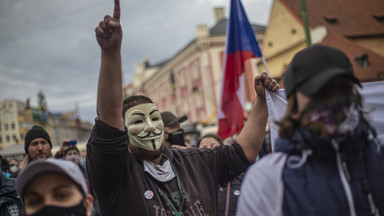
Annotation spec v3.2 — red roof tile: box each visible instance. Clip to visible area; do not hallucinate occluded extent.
[280,0,384,37]
[320,31,384,82]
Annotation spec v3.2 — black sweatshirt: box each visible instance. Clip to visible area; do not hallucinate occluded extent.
[86,119,250,216]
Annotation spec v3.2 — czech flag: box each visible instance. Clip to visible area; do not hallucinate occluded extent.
[217,0,263,140]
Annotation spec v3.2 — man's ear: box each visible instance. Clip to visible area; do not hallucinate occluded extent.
[84,194,94,216]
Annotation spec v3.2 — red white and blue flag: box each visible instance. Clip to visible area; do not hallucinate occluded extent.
[217,0,263,140]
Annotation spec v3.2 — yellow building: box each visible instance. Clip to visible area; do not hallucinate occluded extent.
[258,0,384,86]
[0,98,92,161]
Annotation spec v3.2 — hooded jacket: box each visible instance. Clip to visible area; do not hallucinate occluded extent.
[237,121,384,216]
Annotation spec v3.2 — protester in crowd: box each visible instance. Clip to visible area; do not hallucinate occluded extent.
[197,134,243,216]
[87,0,279,214]
[63,146,102,216]
[197,134,223,149]
[0,155,24,216]
[161,111,188,148]
[63,146,82,166]
[11,126,52,178]
[237,45,384,215]
[16,158,94,216]
[54,139,76,159]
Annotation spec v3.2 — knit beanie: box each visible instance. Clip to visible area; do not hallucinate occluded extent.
[24,126,52,154]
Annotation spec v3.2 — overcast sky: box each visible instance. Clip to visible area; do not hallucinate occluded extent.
[0,0,273,122]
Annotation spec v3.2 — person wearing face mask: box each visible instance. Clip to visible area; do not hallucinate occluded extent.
[237,45,384,216]
[86,1,279,215]
[64,146,102,216]
[64,146,82,165]
[160,111,188,148]
[16,158,94,216]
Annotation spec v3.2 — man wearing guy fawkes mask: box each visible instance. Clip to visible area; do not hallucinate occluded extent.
[160,111,188,148]
[88,1,280,214]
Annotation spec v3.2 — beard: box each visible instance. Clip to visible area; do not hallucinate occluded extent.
[128,143,164,161]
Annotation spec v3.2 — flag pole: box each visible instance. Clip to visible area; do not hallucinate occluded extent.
[261,56,271,76]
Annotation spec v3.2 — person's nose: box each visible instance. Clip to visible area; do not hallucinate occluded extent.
[43,196,58,207]
[37,143,44,150]
[145,118,156,132]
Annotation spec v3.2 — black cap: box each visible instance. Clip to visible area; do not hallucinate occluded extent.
[284,45,361,98]
[24,126,52,154]
[161,111,187,127]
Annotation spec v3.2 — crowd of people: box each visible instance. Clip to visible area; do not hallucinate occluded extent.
[1,0,383,215]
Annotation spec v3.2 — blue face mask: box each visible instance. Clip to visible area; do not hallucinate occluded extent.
[29,201,87,216]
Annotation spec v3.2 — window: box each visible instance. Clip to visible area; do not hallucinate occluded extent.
[192,62,200,80]
[6,135,10,142]
[170,71,176,89]
[324,16,338,25]
[11,122,15,130]
[183,97,189,113]
[354,53,370,69]
[195,92,204,109]
[180,71,186,87]
[4,124,8,131]
[372,15,384,23]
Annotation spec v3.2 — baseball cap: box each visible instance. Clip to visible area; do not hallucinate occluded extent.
[284,45,361,98]
[16,158,88,197]
[161,111,187,127]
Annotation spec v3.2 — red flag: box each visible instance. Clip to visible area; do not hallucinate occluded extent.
[217,0,263,140]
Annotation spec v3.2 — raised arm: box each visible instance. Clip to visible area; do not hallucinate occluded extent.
[236,72,279,162]
[95,0,124,130]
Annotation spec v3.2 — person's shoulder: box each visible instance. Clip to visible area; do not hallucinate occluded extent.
[245,152,287,180]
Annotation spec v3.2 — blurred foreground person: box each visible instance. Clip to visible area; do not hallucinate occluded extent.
[16,158,94,216]
[237,45,384,215]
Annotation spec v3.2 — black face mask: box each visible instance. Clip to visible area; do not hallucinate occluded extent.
[166,129,185,146]
[29,201,87,216]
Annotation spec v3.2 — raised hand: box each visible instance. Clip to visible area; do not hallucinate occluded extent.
[95,0,122,51]
[254,72,279,99]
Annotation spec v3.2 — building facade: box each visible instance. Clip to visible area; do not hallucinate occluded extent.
[125,7,265,136]
[258,0,384,85]
[0,98,92,159]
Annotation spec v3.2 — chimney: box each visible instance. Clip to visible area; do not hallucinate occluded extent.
[214,7,225,23]
[196,24,209,38]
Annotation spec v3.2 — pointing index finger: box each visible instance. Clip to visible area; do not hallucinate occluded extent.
[113,0,120,20]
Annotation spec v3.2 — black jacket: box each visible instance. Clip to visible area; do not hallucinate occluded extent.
[0,173,24,216]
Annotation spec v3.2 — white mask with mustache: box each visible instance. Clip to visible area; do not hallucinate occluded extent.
[125,103,164,151]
